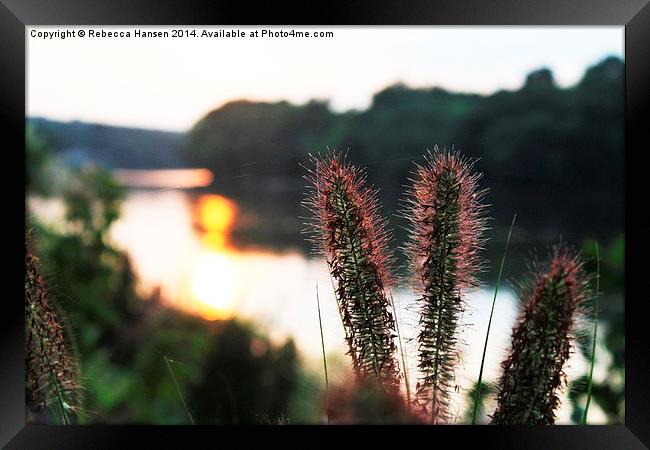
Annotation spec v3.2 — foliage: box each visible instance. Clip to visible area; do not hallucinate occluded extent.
[26,145,305,424]
[25,125,54,197]
[569,235,625,424]
[32,165,140,359]
[326,380,421,424]
[181,57,623,256]
[187,321,299,424]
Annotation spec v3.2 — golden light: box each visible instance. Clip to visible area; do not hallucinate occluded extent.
[202,231,227,250]
[197,194,237,235]
[189,193,241,320]
[190,251,240,320]
[195,194,238,253]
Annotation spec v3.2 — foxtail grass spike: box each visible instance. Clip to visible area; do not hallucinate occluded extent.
[582,242,600,424]
[472,213,516,424]
[25,231,80,424]
[491,247,590,424]
[303,151,400,391]
[403,148,488,423]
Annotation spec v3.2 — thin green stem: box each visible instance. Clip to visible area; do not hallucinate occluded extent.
[472,213,517,425]
[390,292,411,408]
[316,283,330,424]
[163,355,195,425]
[582,242,600,424]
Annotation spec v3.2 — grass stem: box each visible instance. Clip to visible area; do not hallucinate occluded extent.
[163,355,195,425]
[390,292,411,408]
[316,283,330,424]
[582,242,600,424]
[472,213,516,424]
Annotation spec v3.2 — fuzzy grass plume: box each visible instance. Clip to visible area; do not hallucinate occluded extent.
[403,149,487,423]
[303,152,400,390]
[491,247,590,425]
[25,232,80,424]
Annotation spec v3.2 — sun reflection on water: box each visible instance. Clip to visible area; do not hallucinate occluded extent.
[196,194,237,237]
[190,194,240,320]
[191,251,240,320]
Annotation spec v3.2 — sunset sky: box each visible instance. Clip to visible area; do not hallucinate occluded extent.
[27,26,623,132]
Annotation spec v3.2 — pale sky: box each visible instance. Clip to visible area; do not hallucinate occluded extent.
[27,26,623,132]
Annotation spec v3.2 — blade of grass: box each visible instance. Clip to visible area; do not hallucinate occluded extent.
[316,282,329,424]
[582,242,600,424]
[390,291,411,408]
[163,354,195,425]
[472,213,517,425]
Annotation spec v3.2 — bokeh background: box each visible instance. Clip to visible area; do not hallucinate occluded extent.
[25,26,624,424]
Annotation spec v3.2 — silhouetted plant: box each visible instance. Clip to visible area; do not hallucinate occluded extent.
[491,247,590,424]
[25,231,80,424]
[187,320,299,424]
[303,152,400,391]
[402,149,487,423]
[325,379,422,424]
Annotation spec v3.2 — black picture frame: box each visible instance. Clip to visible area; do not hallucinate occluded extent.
[3,0,649,448]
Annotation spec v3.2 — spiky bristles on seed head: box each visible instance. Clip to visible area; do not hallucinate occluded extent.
[302,151,400,391]
[402,147,488,423]
[25,230,81,424]
[302,151,396,290]
[491,246,590,425]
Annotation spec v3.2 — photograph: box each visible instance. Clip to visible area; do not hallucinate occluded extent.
[21,25,628,428]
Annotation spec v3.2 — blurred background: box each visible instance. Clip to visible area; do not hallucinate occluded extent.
[25,26,624,424]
